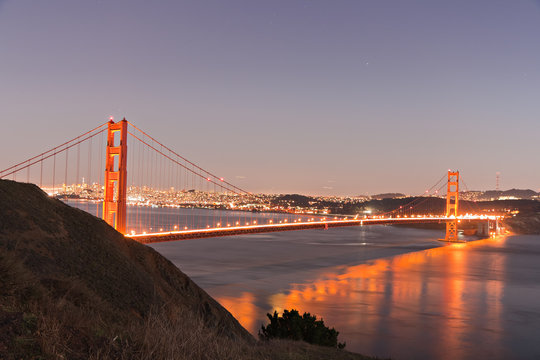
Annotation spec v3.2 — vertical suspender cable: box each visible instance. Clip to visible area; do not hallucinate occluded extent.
[64,148,68,195]
[40,155,43,188]
[53,153,56,196]
[76,143,80,186]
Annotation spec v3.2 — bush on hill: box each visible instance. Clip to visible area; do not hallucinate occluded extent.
[259,309,346,349]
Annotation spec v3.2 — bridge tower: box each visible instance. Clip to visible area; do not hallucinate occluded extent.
[103,119,128,234]
[445,170,460,242]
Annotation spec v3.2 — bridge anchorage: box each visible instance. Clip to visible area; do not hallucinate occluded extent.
[0,118,502,244]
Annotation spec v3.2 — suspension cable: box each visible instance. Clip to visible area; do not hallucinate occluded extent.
[127,121,250,194]
[0,122,108,177]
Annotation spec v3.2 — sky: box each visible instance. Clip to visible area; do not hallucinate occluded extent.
[1,0,539,196]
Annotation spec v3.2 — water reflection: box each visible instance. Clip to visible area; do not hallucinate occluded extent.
[217,292,258,335]
[215,236,512,359]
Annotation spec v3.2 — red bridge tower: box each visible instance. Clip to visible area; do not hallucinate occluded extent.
[445,170,460,242]
[103,119,128,234]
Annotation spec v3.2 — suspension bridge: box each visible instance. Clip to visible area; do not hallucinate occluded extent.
[0,118,500,244]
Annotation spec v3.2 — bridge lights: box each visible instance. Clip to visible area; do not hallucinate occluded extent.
[184,226,188,230]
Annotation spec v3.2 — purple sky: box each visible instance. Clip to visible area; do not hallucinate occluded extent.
[1,1,539,195]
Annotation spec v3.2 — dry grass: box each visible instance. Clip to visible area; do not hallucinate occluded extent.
[85,306,376,360]
[1,238,367,360]
[1,256,373,360]
[0,251,38,301]
[100,307,252,360]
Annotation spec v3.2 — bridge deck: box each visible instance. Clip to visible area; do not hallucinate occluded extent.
[127,217,454,244]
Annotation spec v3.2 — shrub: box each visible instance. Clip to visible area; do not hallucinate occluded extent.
[259,309,346,349]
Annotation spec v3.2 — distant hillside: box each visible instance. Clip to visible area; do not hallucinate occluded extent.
[498,200,540,234]
[272,194,317,207]
[0,180,373,360]
[359,197,445,215]
[370,193,405,200]
[464,189,539,200]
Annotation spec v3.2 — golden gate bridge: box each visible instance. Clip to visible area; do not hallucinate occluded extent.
[0,118,501,244]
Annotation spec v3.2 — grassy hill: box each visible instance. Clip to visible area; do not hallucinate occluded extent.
[0,180,376,360]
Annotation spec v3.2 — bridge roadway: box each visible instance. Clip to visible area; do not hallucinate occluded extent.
[126,216,494,244]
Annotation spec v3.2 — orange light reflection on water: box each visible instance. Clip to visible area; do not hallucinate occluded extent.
[215,235,508,359]
[215,292,258,333]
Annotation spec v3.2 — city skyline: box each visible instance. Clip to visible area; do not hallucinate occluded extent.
[1,1,539,195]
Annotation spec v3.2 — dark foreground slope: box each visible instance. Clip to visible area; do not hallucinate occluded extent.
[0,180,374,360]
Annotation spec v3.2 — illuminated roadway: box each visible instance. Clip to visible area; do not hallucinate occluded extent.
[126,215,500,244]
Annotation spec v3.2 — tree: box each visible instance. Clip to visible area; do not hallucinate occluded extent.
[259,309,346,349]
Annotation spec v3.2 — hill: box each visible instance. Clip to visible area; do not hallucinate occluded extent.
[0,180,374,359]
[370,193,405,200]
[470,189,539,201]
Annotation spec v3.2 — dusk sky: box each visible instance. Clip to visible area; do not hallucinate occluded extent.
[1,0,539,195]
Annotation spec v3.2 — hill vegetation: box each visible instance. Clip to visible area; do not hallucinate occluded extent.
[260,309,346,349]
[472,189,539,201]
[370,193,405,200]
[0,180,376,359]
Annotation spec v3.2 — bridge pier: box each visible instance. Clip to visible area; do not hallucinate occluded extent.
[477,219,502,237]
[495,218,502,235]
[476,221,490,237]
